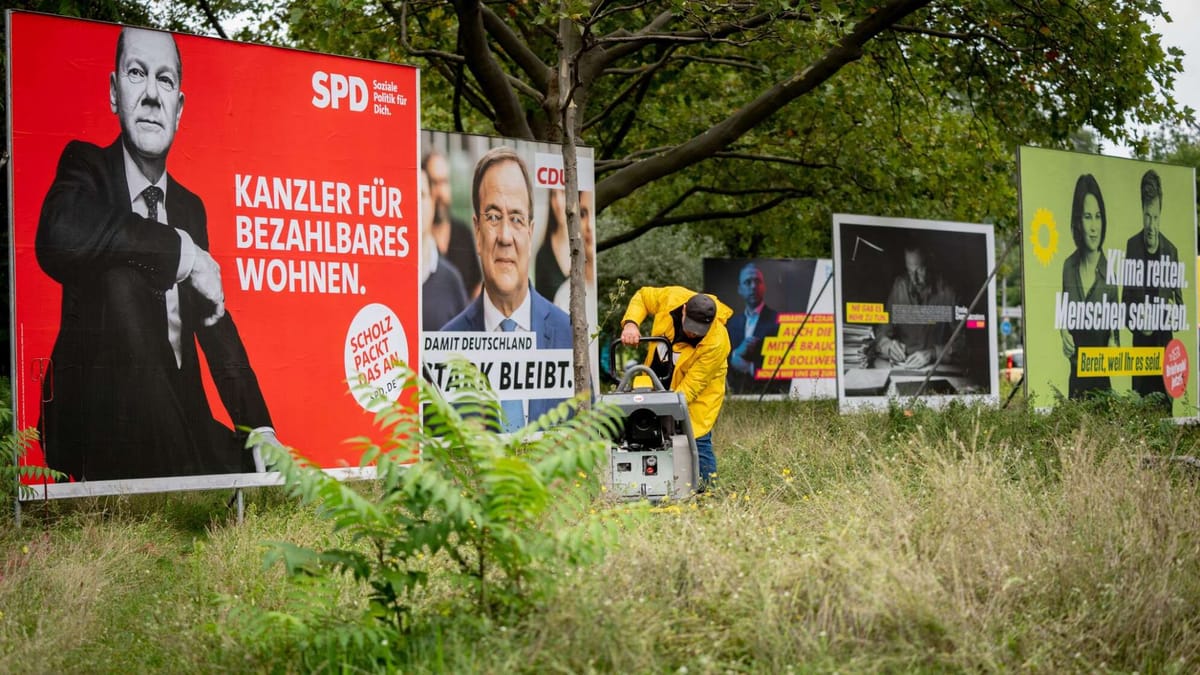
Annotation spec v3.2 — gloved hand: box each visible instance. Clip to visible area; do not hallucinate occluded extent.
[250,427,281,473]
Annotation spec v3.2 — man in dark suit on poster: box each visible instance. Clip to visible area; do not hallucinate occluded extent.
[727,262,788,394]
[441,146,572,430]
[36,27,274,481]
[1122,169,1182,410]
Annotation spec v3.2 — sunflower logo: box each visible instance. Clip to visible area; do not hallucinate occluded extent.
[1030,208,1059,267]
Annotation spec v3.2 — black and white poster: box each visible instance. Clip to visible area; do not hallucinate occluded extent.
[833,215,998,411]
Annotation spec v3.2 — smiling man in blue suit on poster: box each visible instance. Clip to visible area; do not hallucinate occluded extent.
[441,146,572,429]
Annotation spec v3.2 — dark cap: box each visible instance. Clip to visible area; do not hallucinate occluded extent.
[682,294,716,337]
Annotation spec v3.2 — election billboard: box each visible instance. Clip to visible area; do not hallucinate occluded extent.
[7,12,421,497]
[703,257,835,400]
[1019,147,1198,416]
[833,215,998,411]
[418,131,597,427]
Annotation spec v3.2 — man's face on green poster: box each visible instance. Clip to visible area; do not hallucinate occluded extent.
[1142,195,1162,255]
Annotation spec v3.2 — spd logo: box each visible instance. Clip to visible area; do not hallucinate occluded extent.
[312,71,368,111]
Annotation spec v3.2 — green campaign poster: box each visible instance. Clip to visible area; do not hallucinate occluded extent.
[1019,146,1198,417]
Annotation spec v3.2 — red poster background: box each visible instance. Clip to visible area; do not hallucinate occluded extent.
[8,12,420,485]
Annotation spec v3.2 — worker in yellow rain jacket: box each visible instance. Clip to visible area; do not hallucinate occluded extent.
[620,286,732,487]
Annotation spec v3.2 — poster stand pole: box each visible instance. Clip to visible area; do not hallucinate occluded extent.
[756,270,834,403]
[1003,373,1025,409]
[906,233,1019,408]
[227,488,245,525]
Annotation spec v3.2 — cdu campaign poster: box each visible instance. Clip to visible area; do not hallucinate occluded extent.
[703,257,836,400]
[7,12,421,497]
[418,131,598,428]
[833,215,998,412]
[1019,147,1198,416]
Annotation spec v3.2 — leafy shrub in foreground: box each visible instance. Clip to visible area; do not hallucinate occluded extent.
[248,361,627,663]
[1,377,63,502]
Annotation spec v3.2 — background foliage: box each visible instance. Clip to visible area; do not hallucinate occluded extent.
[6,2,1189,286]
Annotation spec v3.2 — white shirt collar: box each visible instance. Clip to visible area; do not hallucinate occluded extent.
[121,145,169,216]
[420,235,440,284]
[482,289,532,332]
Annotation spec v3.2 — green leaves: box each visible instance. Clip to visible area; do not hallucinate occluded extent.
[259,358,631,639]
[265,1,1186,274]
[1,378,63,502]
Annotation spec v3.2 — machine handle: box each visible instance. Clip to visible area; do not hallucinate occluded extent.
[616,364,669,393]
[608,336,673,392]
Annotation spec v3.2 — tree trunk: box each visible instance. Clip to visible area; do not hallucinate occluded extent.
[558,13,590,403]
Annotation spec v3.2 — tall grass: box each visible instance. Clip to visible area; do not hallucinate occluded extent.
[3,395,1199,673]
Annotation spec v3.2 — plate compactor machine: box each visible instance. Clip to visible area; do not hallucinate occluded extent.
[601,337,700,502]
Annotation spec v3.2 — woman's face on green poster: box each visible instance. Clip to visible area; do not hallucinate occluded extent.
[1081,193,1103,252]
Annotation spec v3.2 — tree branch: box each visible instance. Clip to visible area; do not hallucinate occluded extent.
[481,4,552,90]
[508,74,548,104]
[592,8,806,65]
[595,0,932,212]
[594,145,674,173]
[390,2,467,64]
[673,54,767,71]
[591,0,657,25]
[426,56,496,126]
[600,51,763,76]
[589,10,675,71]
[452,0,534,139]
[711,151,837,169]
[583,45,675,131]
[889,23,1019,53]
[597,189,808,251]
[196,0,228,39]
[597,68,656,159]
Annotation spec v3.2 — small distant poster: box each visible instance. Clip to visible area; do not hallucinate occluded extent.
[833,215,998,411]
[1019,147,1198,416]
[703,258,835,400]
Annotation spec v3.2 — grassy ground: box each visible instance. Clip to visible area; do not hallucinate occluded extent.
[4,394,1200,673]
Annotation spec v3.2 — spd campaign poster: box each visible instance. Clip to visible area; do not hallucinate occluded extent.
[7,12,420,498]
[1019,147,1198,416]
[703,258,835,400]
[419,131,598,426]
[833,215,998,412]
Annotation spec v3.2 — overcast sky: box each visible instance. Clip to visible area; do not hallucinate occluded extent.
[1159,0,1199,113]
[1108,0,1198,157]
